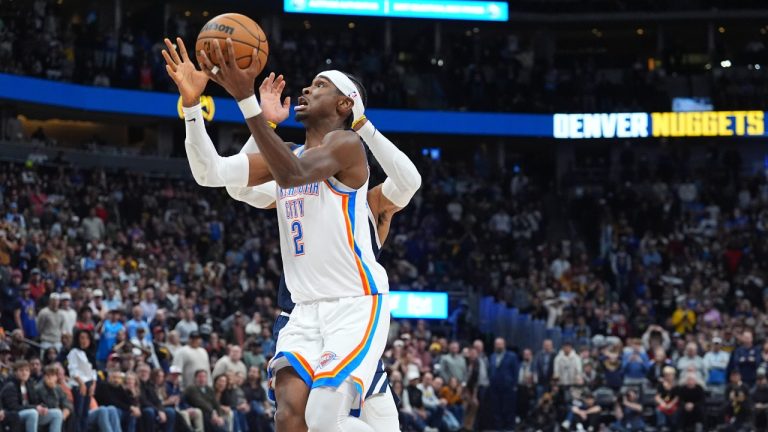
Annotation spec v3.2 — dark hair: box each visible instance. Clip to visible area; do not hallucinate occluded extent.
[338,73,367,129]
[13,359,29,371]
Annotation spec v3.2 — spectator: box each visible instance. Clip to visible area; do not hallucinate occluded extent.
[517,348,536,424]
[161,366,203,432]
[58,293,76,334]
[211,345,247,380]
[704,337,730,388]
[647,346,672,385]
[18,285,37,339]
[0,269,23,333]
[36,293,64,352]
[676,373,706,431]
[81,209,105,242]
[182,370,227,432]
[753,369,768,430]
[173,332,210,389]
[563,391,600,431]
[677,342,706,384]
[487,337,518,430]
[553,341,582,387]
[533,339,555,393]
[0,360,63,432]
[137,363,174,432]
[174,309,198,345]
[655,366,680,430]
[126,306,150,343]
[94,371,140,432]
[241,366,271,432]
[96,309,124,365]
[729,331,761,387]
[612,389,644,431]
[621,338,649,385]
[66,330,97,431]
[35,365,71,429]
[438,341,467,384]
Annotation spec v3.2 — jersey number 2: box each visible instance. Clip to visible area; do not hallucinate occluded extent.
[291,220,305,256]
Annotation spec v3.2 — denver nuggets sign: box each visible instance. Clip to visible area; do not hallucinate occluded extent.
[554,111,765,139]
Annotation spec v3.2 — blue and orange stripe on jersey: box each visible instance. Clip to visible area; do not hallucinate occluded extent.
[312,294,383,391]
[323,180,379,296]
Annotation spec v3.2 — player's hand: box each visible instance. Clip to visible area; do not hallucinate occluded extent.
[199,38,260,101]
[163,37,209,107]
[259,72,290,125]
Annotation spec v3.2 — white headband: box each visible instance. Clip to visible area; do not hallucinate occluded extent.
[317,70,364,125]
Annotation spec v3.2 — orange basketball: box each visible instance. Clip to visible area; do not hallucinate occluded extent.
[195,13,269,73]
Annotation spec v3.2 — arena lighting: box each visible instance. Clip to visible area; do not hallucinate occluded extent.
[3,74,768,138]
[388,291,448,319]
[284,0,509,22]
[721,59,732,68]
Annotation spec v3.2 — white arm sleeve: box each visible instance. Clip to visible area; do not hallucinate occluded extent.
[224,136,277,209]
[356,121,421,207]
[183,104,249,187]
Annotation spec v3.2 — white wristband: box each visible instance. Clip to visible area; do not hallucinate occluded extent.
[237,95,262,119]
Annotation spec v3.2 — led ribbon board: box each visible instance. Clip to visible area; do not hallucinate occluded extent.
[2,74,767,138]
[389,291,448,319]
[284,0,509,21]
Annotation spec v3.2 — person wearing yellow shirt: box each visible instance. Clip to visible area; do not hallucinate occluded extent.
[671,300,697,334]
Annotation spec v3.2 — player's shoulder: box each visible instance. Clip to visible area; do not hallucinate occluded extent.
[322,129,361,147]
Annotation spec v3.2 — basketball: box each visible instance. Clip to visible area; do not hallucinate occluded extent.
[195,13,269,73]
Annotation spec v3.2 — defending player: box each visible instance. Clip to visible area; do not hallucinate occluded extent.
[162,37,413,431]
[224,73,419,432]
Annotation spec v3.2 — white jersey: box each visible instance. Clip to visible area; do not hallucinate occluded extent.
[275,146,389,304]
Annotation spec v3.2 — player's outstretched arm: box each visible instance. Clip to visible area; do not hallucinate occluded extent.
[225,73,291,209]
[199,39,365,189]
[354,117,421,209]
[163,37,273,188]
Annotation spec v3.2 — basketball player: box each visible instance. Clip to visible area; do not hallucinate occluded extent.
[223,73,419,432]
[162,37,416,431]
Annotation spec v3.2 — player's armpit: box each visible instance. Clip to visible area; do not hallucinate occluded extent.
[282,130,367,189]
[367,184,400,245]
[246,153,275,186]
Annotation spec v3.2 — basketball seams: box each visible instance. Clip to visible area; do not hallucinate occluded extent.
[196,37,262,50]
[216,14,268,43]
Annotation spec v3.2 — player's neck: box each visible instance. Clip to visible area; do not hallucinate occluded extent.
[304,119,345,148]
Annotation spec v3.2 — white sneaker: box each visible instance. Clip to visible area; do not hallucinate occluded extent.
[562,420,571,429]
[424,427,439,432]
[576,424,586,432]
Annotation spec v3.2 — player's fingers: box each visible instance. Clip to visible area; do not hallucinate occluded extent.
[198,50,221,83]
[282,96,291,110]
[276,79,286,94]
[161,50,178,72]
[260,73,273,90]
[176,37,191,63]
[226,38,237,68]
[165,65,180,83]
[212,40,227,71]
[273,74,283,88]
[164,38,182,65]
[247,48,260,75]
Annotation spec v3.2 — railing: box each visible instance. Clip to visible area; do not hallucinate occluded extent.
[477,296,562,350]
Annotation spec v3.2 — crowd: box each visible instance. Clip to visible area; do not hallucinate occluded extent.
[0,130,767,432]
[2,0,768,114]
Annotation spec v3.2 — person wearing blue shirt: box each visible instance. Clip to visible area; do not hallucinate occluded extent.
[728,331,760,387]
[703,337,730,388]
[126,305,151,343]
[622,340,650,385]
[18,285,37,339]
[487,337,519,430]
[97,310,125,364]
